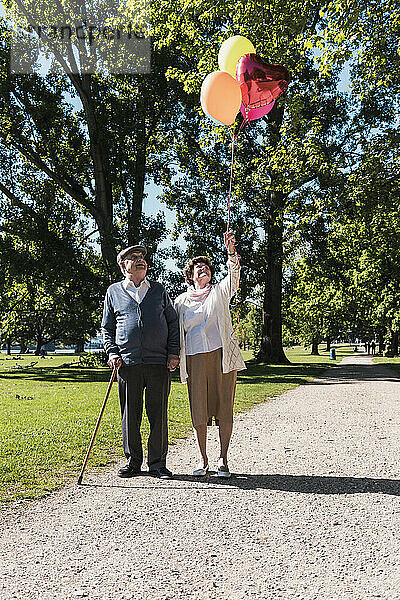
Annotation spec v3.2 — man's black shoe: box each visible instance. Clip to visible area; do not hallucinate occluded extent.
[149,466,173,480]
[117,464,141,478]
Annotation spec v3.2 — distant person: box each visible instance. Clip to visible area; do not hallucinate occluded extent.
[367,341,371,355]
[174,230,246,478]
[371,341,376,356]
[102,245,180,480]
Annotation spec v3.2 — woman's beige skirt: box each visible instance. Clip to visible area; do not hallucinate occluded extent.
[186,348,237,427]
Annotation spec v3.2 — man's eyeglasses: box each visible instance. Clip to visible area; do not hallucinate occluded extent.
[124,253,146,263]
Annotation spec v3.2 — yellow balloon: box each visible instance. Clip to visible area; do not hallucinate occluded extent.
[218,35,256,77]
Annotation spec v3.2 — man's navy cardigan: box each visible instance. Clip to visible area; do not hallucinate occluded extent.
[101,280,180,366]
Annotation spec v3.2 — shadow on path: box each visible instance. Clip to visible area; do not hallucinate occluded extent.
[307,362,400,385]
[238,360,400,387]
[80,473,400,495]
[0,367,112,383]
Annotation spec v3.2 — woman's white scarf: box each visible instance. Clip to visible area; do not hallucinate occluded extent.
[186,284,212,302]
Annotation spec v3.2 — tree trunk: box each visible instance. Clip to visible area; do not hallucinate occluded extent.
[311,338,319,355]
[6,338,11,355]
[392,331,399,356]
[257,192,289,364]
[75,339,85,353]
[377,330,384,354]
[256,104,289,365]
[20,340,27,354]
[34,335,44,356]
[80,74,119,282]
[97,208,118,282]
[128,113,147,245]
[326,337,331,352]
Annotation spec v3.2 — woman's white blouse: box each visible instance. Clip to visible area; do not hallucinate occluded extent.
[182,294,222,355]
[174,258,246,382]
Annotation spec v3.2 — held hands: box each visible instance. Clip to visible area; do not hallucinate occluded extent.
[224,229,236,255]
[167,355,180,371]
[108,355,179,371]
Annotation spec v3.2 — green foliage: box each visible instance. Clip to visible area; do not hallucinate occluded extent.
[152,0,355,362]
[315,0,400,100]
[78,352,109,368]
[0,178,103,350]
[283,125,400,346]
[237,304,262,351]
[0,3,198,277]
[1,0,399,360]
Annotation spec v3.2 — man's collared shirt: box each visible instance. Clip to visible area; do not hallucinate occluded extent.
[123,277,150,304]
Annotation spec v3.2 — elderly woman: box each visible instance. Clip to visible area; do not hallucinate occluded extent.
[174,230,246,478]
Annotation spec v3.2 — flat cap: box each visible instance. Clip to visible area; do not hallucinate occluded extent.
[117,245,147,264]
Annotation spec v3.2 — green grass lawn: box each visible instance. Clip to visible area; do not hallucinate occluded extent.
[373,355,400,376]
[0,345,350,505]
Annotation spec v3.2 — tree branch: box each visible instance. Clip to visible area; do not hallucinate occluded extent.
[309,4,321,35]
[12,0,83,85]
[10,135,96,216]
[0,180,42,219]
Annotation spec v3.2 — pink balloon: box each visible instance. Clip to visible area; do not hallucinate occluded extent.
[236,54,290,111]
[240,100,275,122]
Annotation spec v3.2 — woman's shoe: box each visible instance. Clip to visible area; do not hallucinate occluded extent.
[193,464,209,476]
[217,460,231,478]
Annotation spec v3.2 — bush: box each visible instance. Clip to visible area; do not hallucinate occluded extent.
[78,351,108,367]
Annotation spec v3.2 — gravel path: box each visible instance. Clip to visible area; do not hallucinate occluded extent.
[1,353,400,600]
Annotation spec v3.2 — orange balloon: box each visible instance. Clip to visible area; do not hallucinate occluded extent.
[200,71,242,126]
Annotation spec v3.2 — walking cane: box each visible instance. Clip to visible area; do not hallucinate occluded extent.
[77,365,117,485]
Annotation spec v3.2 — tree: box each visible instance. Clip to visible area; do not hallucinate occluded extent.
[0,176,103,353]
[283,124,400,356]
[0,1,198,279]
[238,303,262,352]
[153,0,354,363]
[282,211,349,354]
[338,130,400,353]
[315,0,400,97]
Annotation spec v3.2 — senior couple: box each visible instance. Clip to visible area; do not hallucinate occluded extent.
[101,230,245,480]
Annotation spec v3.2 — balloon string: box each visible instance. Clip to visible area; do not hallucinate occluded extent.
[226,116,248,345]
[226,118,247,233]
[226,131,235,233]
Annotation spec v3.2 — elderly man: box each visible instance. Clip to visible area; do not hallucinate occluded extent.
[102,245,179,479]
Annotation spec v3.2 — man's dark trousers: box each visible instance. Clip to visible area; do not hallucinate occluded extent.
[117,363,170,470]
